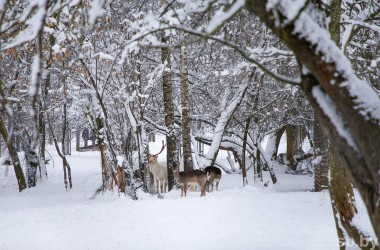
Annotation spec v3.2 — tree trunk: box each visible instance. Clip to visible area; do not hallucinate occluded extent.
[62,101,72,189]
[180,45,193,171]
[161,35,177,190]
[256,147,262,181]
[62,76,73,189]
[95,117,116,191]
[313,118,329,191]
[241,118,251,186]
[257,145,277,184]
[286,124,297,170]
[46,110,72,190]
[76,128,80,152]
[135,55,149,194]
[38,33,55,180]
[327,1,378,247]
[38,105,48,180]
[273,126,286,160]
[331,148,378,249]
[22,138,39,188]
[0,115,27,191]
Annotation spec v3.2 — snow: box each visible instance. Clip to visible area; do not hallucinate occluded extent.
[2,0,47,51]
[0,139,365,250]
[116,155,123,166]
[351,190,378,242]
[89,0,105,25]
[0,0,6,11]
[341,23,353,52]
[94,52,114,61]
[29,54,40,99]
[206,0,245,34]
[312,86,358,151]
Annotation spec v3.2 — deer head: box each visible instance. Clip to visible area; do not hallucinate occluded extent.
[148,141,166,164]
[171,162,179,172]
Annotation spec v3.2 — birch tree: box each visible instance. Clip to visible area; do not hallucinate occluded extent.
[180,45,193,171]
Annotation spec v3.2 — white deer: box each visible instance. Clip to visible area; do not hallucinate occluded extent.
[148,142,168,194]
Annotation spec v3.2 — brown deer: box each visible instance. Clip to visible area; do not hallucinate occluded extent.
[204,166,222,192]
[172,162,207,197]
[148,141,168,194]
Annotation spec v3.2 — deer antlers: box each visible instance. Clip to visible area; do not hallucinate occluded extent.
[151,141,166,156]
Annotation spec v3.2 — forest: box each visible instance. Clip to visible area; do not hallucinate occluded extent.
[0,0,379,249]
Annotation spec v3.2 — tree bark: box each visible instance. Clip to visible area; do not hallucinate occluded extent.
[273,126,286,160]
[62,100,72,189]
[46,110,72,190]
[242,118,251,186]
[313,118,329,191]
[161,35,176,190]
[94,116,116,191]
[285,124,296,170]
[327,1,377,247]
[22,137,39,188]
[180,45,193,171]
[39,103,48,180]
[38,32,54,180]
[256,147,262,181]
[0,115,27,191]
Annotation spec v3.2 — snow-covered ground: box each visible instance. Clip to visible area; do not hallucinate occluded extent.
[0,139,375,250]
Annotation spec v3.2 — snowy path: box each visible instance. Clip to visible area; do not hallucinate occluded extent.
[0,146,340,250]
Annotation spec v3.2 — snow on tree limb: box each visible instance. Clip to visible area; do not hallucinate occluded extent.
[89,0,106,25]
[261,0,380,123]
[312,86,359,152]
[200,73,251,167]
[1,0,47,51]
[206,0,245,34]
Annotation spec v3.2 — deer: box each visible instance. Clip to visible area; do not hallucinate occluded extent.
[171,162,207,197]
[204,166,222,192]
[148,141,168,194]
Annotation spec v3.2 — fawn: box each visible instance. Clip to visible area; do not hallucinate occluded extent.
[204,166,222,192]
[172,162,207,197]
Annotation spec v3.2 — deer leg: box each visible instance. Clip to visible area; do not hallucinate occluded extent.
[201,183,206,196]
[216,181,219,191]
[184,184,188,197]
[201,186,205,196]
[205,180,210,193]
[160,180,163,193]
[181,186,184,197]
